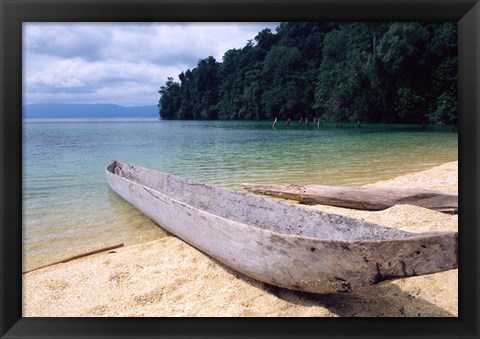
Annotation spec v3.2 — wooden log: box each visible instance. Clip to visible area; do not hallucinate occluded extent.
[242,183,458,214]
[23,243,124,274]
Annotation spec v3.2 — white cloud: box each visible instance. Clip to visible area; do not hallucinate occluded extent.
[24,23,112,60]
[23,22,279,106]
[24,56,188,106]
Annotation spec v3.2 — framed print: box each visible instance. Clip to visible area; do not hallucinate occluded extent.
[1,0,479,338]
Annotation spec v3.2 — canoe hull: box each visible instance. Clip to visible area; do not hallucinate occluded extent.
[106,162,457,294]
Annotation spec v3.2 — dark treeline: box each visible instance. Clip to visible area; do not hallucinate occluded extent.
[158,22,457,125]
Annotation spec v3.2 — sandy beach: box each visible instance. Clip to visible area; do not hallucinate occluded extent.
[23,161,458,317]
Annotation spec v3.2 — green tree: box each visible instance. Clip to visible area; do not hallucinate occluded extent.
[158,77,181,119]
[158,22,458,125]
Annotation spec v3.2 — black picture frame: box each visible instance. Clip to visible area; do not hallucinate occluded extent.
[1,0,479,338]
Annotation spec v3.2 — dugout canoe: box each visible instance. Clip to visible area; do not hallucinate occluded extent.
[106,160,458,294]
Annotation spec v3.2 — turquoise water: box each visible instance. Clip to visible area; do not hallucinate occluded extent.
[22,119,458,270]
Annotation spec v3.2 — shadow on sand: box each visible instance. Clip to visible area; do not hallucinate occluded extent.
[262,282,455,317]
[212,256,455,317]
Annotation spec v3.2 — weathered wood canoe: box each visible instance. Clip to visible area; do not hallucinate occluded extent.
[106,160,458,294]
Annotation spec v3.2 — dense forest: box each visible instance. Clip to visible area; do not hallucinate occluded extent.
[158,22,457,125]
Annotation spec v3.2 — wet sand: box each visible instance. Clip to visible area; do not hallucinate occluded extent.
[23,161,458,317]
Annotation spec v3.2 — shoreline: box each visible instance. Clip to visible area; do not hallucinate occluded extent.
[23,161,458,317]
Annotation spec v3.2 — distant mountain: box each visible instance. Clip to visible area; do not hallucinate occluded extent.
[23,103,160,119]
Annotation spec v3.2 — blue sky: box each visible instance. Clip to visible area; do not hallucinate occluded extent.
[23,22,279,106]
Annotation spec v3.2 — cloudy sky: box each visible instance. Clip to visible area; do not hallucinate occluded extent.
[23,22,279,107]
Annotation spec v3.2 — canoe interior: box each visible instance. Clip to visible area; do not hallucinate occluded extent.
[107,161,436,242]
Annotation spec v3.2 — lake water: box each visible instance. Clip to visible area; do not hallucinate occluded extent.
[22,119,458,271]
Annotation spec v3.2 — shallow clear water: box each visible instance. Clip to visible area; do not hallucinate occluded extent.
[22,119,458,270]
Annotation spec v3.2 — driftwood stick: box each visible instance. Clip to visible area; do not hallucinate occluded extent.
[242,183,458,214]
[23,243,124,274]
